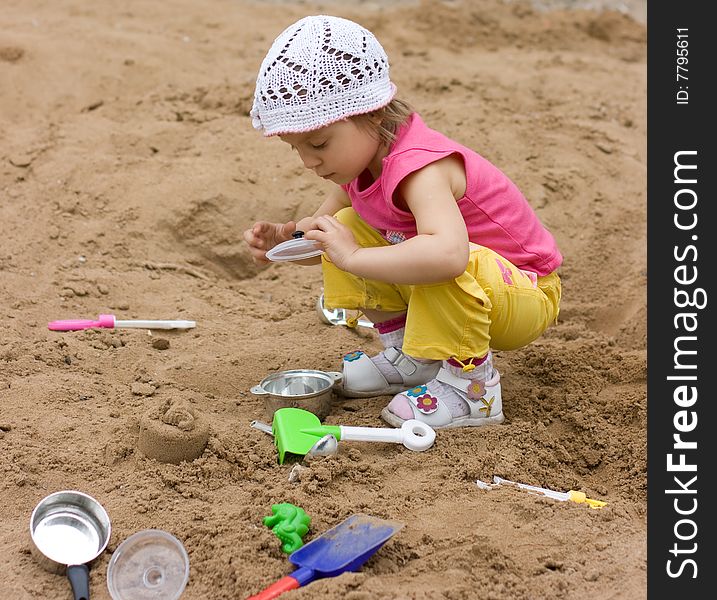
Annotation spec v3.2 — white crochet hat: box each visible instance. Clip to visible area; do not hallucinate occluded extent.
[251,15,396,136]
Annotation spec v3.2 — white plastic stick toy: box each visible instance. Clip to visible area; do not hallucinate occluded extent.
[491,476,607,508]
[301,419,436,452]
[48,314,196,331]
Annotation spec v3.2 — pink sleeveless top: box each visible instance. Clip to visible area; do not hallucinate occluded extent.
[342,113,562,276]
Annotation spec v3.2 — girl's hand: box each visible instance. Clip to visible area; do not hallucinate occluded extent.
[304,215,360,271]
[243,220,296,264]
[293,216,321,234]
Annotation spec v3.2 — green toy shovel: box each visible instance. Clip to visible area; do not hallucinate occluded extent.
[272,408,328,464]
[272,408,436,464]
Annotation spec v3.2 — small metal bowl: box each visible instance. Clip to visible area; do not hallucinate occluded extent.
[250,369,342,420]
[30,490,111,575]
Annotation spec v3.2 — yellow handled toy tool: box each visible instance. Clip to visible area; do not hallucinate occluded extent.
[490,476,607,509]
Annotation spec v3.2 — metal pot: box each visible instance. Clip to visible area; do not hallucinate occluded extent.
[250,369,342,420]
[30,490,111,600]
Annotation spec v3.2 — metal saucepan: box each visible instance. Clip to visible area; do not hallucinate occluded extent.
[250,369,342,420]
[30,490,112,600]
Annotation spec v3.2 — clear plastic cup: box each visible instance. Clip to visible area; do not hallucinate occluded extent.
[107,529,189,600]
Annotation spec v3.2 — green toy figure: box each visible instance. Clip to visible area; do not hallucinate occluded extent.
[263,503,311,553]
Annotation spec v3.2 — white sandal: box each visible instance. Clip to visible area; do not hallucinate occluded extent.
[340,347,441,398]
[380,366,504,429]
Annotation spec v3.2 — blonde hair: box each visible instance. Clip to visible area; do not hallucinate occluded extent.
[351,98,414,146]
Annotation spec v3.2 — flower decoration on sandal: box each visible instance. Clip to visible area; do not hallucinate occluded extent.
[343,351,364,362]
[414,393,439,413]
[406,385,428,398]
[466,379,486,400]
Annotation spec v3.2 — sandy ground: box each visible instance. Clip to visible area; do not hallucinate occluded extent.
[1,1,646,598]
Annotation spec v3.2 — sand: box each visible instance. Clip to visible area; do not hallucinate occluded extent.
[1,1,646,598]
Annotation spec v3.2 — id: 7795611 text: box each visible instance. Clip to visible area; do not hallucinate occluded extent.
[676,28,689,105]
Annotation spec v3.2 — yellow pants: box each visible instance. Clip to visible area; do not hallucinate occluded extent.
[322,208,561,361]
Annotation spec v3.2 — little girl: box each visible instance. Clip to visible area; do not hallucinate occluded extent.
[244,15,562,429]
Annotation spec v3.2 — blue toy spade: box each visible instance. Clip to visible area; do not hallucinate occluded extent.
[246,514,403,599]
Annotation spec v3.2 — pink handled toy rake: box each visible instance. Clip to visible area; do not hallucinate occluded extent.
[48,314,196,331]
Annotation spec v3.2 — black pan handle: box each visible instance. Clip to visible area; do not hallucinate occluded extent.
[67,564,90,600]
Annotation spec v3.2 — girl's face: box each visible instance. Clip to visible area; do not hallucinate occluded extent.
[279,118,386,185]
